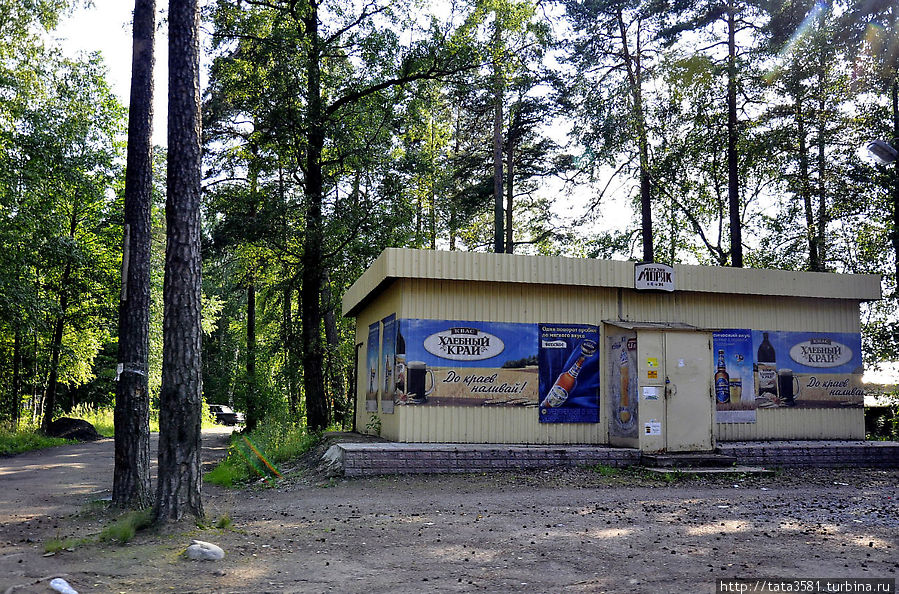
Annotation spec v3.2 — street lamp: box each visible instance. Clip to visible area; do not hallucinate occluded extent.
[866,139,899,165]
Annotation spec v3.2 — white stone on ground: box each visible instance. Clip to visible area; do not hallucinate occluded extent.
[185,540,225,561]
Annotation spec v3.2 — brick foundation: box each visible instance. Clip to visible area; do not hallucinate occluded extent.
[325,440,899,477]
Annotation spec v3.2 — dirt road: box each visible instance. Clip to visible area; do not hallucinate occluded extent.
[1,434,896,593]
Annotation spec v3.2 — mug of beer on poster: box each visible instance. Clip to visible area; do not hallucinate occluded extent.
[777,368,801,406]
[406,361,435,403]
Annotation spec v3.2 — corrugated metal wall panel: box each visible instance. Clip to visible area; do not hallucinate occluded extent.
[355,274,868,444]
[621,292,861,333]
[717,408,864,440]
[401,279,620,324]
[353,283,404,440]
[396,407,606,443]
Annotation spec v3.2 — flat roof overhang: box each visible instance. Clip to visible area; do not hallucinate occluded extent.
[343,249,883,318]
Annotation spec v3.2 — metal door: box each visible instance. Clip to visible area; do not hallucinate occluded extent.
[664,331,714,452]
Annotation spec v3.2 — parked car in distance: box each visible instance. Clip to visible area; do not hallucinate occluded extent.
[208,404,245,426]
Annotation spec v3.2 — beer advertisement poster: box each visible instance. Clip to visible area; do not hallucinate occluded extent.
[751,330,864,409]
[381,314,396,414]
[365,321,380,412]
[712,330,756,424]
[538,324,600,424]
[608,333,638,438]
[395,318,539,407]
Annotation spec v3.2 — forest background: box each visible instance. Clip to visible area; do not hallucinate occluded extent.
[1,0,898,435]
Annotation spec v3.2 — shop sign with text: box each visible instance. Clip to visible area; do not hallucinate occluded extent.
[635,263,675,292]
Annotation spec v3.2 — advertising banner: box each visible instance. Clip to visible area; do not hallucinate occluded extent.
[712,330,756,423]
[396,319,539,407]
[753,330,864,407]
[608,333,638,438]
[714,329,863,422]
[381,314,396,414]
[365,322,380,412]
[538,324,600,423]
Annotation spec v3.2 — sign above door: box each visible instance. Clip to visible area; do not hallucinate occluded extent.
[635,263,675,292]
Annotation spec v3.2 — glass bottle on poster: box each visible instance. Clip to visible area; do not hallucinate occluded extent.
[542,340,597,408]
[715,349,730,403]
[757,332,777,398]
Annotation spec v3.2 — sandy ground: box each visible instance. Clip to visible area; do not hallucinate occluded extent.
[1,431,897,594]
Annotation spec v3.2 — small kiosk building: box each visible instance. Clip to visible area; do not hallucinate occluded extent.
[342,249,881,452]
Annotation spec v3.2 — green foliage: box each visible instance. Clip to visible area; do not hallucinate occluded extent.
[44,508,153,553]
[365,413,382,436]
[44,536,88,553]
[205,421,321,488]
[0,17,126,424]
[0,426,71,455]
[97,509,153,544]
[2,0,899,436]
[214,514,233,530]
[590,464,621,477]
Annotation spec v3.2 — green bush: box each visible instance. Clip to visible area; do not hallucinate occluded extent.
[98,509,154,544]
[0,427,71,456]
[205,421,320,488]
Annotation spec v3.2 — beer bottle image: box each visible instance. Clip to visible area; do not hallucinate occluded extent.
[715,349,730,403]
[756,332,777,397]
[542,339,597,408]
[618,346,631,422]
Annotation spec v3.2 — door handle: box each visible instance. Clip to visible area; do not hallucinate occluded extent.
[665,376,677,399]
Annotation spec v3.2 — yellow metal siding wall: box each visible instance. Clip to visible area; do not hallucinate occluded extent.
[343,249,881,316]
[357,277,865,444]
[394,279,617,444]
[353,283,404,440]
[620,292,864,441]
[397,407,610,444]
[621,292,861,333]
[717,408,864,440]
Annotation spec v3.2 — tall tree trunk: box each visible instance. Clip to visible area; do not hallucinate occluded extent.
[11,328,21,427]
[155,0,204,524]
[505,120,514,254]
[430,120,437,250]
[245,155,259,432]
[892,78,899,290]
[322,272,343,424]
[41,211,77,434]
[283,287,299,422]
[245,280,257,430]
[727,1,743,268]
[815,66,827,271]
[794,90,818,271]
[617,11,652,262]
[302,2,330,431]
[450,102,461,251]
[492,21,504,254]
[114,0,154,510]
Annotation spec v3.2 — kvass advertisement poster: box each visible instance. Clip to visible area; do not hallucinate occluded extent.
[538,324,600,423]
[396,319,539,407]
[381,314,396,414]
[365,322,380,412]
[714,329,863,422]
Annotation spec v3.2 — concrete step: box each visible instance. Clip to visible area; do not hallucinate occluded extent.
[641,452,737,468]
[644,465,773,476]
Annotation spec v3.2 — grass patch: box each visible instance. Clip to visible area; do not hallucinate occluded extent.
[44,508,153,553]
[44,536,89,553]
[214,514,233,530]
[69,403,222,438]
[0,426,71,456]
[589,464,621,477]
[205,422,321,488]
[97,509,154,544]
